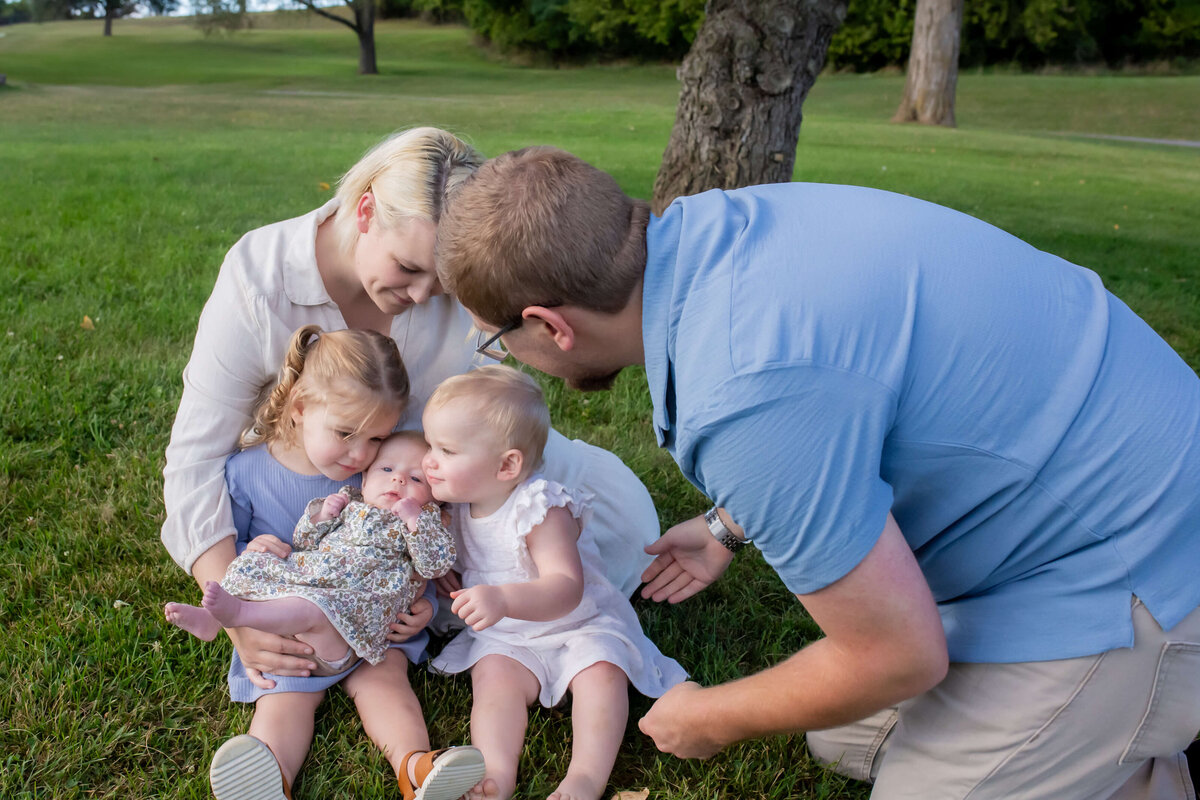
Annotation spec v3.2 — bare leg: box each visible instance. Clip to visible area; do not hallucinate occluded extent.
[341,648,430,778]
[164,601,222,641]
[201,581,348,661]
[549,662,628,800]
[247,690,325,788]
[468,655,541,800]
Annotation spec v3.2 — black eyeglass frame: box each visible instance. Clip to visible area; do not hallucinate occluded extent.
[474,319,521,361]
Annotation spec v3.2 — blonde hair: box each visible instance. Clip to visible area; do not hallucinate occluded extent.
[436,146,649,327]
[241,325,410,450]
[426,365,550,478]
[332,127,484,254]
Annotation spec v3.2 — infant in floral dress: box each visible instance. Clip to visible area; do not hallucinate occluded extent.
[168,431,455,673]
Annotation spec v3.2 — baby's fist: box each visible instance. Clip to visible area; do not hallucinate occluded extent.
[393,497,423,528]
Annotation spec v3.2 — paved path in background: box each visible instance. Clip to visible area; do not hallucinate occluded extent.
[1050,132,1200,148]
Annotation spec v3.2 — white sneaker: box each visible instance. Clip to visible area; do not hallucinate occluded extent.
[209,734,290,800]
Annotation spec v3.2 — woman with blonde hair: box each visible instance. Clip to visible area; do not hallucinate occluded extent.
[162,127,660,798]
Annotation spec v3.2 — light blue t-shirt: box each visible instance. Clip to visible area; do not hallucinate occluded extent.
[643,183,1200,663]
[226,444,361,553]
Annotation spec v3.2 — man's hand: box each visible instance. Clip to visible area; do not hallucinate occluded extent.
[450,584,509,631]
[226,626,316,689]
[640,513,734,603]
[638,681,728,759]
[388,595,434,641]
[244,534,292,559]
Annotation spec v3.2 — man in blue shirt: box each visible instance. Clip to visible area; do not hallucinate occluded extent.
[436,146,1200,800]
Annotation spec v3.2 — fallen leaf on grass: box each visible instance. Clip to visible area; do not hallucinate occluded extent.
[81,315,95,330]
[318,181,331,191]
[612,790,649,800]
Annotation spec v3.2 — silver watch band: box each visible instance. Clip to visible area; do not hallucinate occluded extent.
[705,506,745,552]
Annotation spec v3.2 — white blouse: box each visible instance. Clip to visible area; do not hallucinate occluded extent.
[162,200,658,595]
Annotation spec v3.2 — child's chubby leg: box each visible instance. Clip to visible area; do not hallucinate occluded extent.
[468,654,541,800]
[201,581,349,662]
[247,689,325,789]
[341,648,429,775]
[343,648,486,799]
[550,662,629,800]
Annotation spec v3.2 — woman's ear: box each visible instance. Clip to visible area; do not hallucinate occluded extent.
[355,192,376,235]
[522,306,575,352]
[496,448,525,482]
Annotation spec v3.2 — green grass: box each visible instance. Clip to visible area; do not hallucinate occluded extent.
[2,13,1199,800]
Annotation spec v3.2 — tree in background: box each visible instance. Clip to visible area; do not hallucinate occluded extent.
[27,0,176,28]
[291,0,379,74]
[892,0,963,126]
[651,0,847,214]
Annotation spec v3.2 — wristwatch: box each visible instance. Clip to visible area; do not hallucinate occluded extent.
[705,506,745,552]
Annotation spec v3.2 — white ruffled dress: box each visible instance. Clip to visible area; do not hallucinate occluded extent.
[430,476,687,707]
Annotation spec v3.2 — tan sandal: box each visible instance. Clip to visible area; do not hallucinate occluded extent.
[397,746,486,800]
[209,734,293,800]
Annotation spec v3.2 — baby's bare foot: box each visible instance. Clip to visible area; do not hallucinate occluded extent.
[467,776,503,800]
[547,772,606,800]
[164,602,222,641]
[200,580,247,628]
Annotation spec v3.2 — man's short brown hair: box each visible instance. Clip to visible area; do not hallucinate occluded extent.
[436,147,649,326]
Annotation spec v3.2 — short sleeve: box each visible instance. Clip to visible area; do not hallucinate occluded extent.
[509,479,593,575]
[687,365,896,595]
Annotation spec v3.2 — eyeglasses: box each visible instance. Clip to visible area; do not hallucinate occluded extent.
[474,319,520,362]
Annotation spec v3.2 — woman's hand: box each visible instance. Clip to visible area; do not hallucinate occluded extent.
[640,513,735,604]
[388,596,434,642]
[225,626,316,690]
[450,585,509,631]
[244,534,292,559]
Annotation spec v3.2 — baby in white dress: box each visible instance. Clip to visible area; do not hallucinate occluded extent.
[422,365,687,800]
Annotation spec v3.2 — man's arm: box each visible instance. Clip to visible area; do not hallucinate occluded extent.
[638,513,947,758]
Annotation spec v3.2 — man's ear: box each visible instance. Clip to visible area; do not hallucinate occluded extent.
[496,448,524,481]
[522,306,575,351]
[355,192,376,234]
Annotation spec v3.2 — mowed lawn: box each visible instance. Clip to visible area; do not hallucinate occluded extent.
[1,14,1198,800]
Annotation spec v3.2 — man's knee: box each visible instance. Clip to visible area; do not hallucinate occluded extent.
[805,708,899,784]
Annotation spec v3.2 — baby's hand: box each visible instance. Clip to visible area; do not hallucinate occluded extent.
[392,497,424,529]
[450,585,508,631]
[244,534,291,559]
[313,492,349,523]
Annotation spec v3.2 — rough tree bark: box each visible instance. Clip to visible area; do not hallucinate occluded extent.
[294,0,378,75]
[892,0,963,126]
[652,0,848,215]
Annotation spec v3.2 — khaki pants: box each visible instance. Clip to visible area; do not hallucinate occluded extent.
[806,599,1200,800]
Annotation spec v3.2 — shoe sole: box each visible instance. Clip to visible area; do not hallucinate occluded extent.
[210,734,288,800]
[415,746,487,800]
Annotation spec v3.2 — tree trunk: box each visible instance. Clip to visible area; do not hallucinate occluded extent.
[651,0,847,215]
[103,8,114,35]
[892,0,962,126]
[355,1,378,75]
